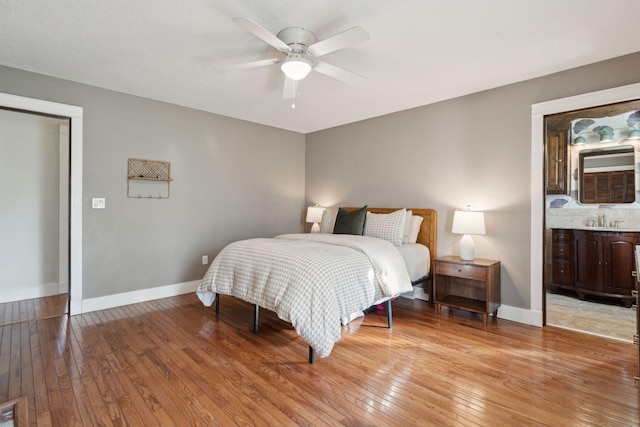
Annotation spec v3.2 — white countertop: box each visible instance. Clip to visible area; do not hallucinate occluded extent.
[554,227,640,232]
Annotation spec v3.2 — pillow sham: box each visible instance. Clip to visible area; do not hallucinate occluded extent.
[364,208,406,246]
[320,209,337,234]
[402,210,413,244]
[406,215,424,244]
[333,206,368,235]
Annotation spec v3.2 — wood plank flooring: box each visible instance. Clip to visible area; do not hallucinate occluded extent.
[0,293,68,327]
[0,294,637,426]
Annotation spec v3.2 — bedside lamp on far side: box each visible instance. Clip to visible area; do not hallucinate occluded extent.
[306,205,325,233]
[452,209,486,261]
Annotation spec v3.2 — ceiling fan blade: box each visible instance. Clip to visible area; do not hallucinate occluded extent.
[313,61,366,86]
[215,57,281,72]
[282,78,299,99]
[307,26,369,57]
[233,17,291,53]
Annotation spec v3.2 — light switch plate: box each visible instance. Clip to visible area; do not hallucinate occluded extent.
[92,198,105,209]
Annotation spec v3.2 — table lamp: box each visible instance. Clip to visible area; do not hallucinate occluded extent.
[306,205,325,233]
[452,209,486,261]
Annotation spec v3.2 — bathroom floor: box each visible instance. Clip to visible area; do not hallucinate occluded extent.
[546,291,636,343]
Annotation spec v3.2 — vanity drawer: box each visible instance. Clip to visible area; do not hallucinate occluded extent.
[554,243,571,259]
[553,260,571,285]
[553,230,572,242]
[435,261,486,281]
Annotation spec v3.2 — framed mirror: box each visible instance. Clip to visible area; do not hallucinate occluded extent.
[579,145,635,204]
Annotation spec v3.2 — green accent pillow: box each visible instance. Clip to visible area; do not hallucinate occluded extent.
[333,206,368,235]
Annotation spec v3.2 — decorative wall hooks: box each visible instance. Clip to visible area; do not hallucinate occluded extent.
[127,158,172,199]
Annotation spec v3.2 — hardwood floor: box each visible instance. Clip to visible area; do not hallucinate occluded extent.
[0,293,68,327]
[0,294,637,426]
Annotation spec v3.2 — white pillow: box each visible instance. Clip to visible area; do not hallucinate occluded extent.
[320,209,337,233]
[406,215,423,244]
[402,210,413,244]
[364,208,406,246]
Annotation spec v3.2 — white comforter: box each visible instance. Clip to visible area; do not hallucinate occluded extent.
[196,233,412,358]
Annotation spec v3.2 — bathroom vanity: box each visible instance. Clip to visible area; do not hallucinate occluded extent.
[551,228,639,307]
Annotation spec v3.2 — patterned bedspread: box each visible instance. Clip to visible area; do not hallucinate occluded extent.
[196,233,412,358]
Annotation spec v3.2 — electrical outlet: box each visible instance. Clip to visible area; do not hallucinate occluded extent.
[202,255,208,265]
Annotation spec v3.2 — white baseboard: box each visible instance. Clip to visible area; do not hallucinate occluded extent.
[401,285,541,327]
[73,280,543,328]
[58,281,68,294]
[78,280,200,314]
[0,282,61,303]
[497,304,543,327]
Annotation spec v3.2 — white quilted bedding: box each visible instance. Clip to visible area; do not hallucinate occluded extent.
[196,233,412,358]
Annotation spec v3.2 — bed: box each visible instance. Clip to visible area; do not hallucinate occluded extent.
[196,207,437,362]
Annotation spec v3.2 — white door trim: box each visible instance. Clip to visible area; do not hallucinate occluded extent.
[59,123,69,294]
[0,93,83,315]
[530,82,640,327]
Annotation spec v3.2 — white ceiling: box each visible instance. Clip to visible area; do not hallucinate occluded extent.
[2,1,640,134]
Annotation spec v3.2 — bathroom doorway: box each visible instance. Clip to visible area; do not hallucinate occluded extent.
[543,99,640,343]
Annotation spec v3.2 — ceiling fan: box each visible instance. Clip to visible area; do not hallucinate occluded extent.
[216,18,369,103]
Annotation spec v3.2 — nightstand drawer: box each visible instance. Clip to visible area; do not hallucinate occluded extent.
[436,262,485,281]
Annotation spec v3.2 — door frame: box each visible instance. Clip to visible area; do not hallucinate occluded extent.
[0,92,83,315]
[530,82,640,326]
[59,123,69,294]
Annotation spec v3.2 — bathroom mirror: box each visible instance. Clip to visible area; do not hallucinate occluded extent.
[578,145,636,204]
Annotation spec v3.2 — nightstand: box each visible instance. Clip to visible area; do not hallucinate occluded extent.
[434,256,500,326]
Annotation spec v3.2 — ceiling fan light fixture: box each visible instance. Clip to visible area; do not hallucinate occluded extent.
[281,55,312,80]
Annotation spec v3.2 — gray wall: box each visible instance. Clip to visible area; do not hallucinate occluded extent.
[2,50,639,307]
[0,65,306,299]
[305,52,640,310]
[0,110,64,292]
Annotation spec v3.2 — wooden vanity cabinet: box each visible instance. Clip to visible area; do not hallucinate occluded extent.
[545,129,569,195]
[551,228,639,307]
[551,229,572,288]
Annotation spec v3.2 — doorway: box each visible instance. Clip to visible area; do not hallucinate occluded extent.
[543,101,640,342]
[531,82,640,338]
[0,92,83,317]
[0,109,69,325]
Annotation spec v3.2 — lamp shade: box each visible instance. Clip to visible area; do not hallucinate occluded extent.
[281,56,312,80]
[306,206,324,224]
[452,210,486,235]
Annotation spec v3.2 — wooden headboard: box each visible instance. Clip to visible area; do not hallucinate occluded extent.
[344,207,438,275]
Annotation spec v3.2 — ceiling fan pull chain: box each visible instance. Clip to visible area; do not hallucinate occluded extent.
[291,83,297,109]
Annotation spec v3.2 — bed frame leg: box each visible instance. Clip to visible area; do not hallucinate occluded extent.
[253,304,259,334]
[309,346,315,364]
[215,293,220,314]
[387,299,393,329]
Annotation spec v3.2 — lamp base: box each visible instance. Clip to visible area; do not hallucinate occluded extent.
[310,223,320,233]
[459,234,475,261]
